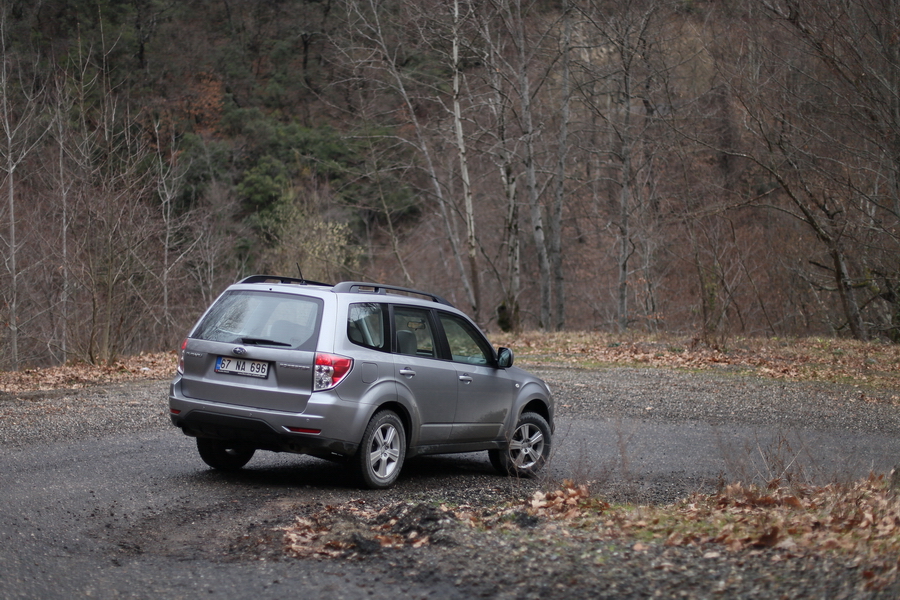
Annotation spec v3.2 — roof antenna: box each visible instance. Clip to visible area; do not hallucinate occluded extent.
[296,263,306,284]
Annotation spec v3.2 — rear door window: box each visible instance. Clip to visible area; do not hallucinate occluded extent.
[193,290,322,350]
[392,306,437,358]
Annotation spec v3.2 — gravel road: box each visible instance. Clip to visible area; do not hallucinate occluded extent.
[2,366,899,599]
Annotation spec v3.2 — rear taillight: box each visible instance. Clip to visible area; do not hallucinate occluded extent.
[314,353,353,390]
[177,338,188,374]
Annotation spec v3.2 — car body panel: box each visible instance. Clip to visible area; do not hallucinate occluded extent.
[448,363,513,442]
[180,339,316,413]
[392,353,458,444]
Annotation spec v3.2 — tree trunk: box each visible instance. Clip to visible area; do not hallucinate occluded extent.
[452,0,481,322]
[832,247,866,341]
[6,168,17,369]
[550,0,571,332]
[481,21,521,332]
[616,86,634,333]
[511,0,552,329]
[345,0,476,311]
[56,91,70,364]
[502,161,521,332]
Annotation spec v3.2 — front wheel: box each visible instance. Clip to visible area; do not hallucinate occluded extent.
[489,412,551,477]
[358,411,406,489]
[196,438,255,471]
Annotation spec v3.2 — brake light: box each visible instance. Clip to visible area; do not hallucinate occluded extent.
[177,338,188,374]
[314,353,353,390]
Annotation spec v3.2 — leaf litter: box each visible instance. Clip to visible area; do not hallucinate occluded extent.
[280,477,900,590]
[2,334,898,393]
[0,352,177,394]
[494,332,900,393]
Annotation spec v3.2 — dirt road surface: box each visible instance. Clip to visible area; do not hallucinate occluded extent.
[2,367,899,599]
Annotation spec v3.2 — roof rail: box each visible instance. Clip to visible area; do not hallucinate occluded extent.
[239,274,333,287]
[332,281,454,307]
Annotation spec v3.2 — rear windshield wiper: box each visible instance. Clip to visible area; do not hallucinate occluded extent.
[240,337,292,347]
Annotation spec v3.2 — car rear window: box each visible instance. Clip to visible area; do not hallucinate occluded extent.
[193,290,322,350]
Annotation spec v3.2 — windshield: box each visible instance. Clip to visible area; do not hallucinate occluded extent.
[193,290,322,350]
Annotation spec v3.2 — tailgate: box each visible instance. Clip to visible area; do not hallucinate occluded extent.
[180,341,315,413]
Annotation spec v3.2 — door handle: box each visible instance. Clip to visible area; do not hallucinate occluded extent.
[458,375,473,384]
[399,368,416,377]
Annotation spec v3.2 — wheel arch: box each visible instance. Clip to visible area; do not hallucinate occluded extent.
[520,398,551,424]
[371,400,413,447]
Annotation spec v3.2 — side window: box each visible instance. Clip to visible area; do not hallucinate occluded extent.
[393,307,436,357]
[439,313,492,365]
[348,303,387,350]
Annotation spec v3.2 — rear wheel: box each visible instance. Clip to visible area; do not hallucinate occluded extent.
[489,412,551,477]
[358,411,406,489]
[196,438,255,471]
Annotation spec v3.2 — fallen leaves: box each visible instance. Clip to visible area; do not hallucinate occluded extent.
[281,501,454,559]
[492,332,900,391]
[529,482,610,518]
[275,475,900,590]
[4,334,899,394]
[520,477,900,590]
[277,476,900,592]
[0,352,176,393]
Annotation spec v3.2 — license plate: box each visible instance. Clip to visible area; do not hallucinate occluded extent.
[215,356,269,378]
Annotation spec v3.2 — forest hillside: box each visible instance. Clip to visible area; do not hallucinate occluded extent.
[1,0,899,369]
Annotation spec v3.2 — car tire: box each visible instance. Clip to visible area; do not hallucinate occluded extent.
[489,412,551,477]
[358,410,406,489]
[196,438,255,471]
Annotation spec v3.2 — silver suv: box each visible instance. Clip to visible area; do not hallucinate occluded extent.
[169,276,554,488]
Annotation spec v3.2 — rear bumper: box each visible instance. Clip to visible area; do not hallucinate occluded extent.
[170,410,359,457]
[169,379,362,458]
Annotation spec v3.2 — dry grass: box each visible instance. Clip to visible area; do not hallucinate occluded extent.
[0,352,178,394]
[278,476,900,590]
[2,334,899,394]
[493,332,900,390]
[524,476,900,589]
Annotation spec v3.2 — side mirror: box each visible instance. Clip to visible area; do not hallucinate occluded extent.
[497,347,514,368]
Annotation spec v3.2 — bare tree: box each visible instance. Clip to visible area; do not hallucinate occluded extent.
[709,0,900,340]
[550,0,573,331]
[79,116,155,362]
[472,14,523,331]
[185,180,248,307]
[48,64,81,364]
[0,12,48,370]
[150,120,198,346]
[508,0,553,329]
[65,63,156,361]
[337,0,479,315]
[451,0,482,323]
[573,0,671,332]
